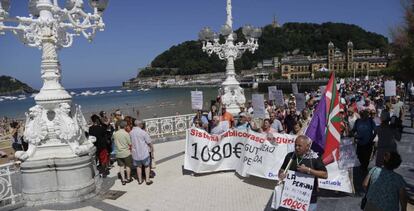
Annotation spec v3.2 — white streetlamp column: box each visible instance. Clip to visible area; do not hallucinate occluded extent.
[199,0,261,115]
[0,0,109,206]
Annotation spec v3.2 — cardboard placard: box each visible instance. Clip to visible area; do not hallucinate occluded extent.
[191,91,203,110]
[280,170,314,211]
[384,80,396,97]
[252,94,266,119]
[294,93,306,112]
[268,86,278,100]
[274,90,285,106]
[292,83,298,94]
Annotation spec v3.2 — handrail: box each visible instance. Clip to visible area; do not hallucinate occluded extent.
[143,113,195,138]
[0,162,23,207]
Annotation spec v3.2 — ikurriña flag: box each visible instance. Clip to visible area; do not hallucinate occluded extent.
[305,72,341,164]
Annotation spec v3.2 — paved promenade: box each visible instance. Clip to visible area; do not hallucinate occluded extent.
[17,113,414,211]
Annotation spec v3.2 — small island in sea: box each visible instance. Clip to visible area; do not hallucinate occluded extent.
[0,75,37,95]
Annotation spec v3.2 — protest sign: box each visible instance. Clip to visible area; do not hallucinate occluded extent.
[280,170,314,211]
[318,148,353,193]
[274,90,284,106]
[184,127,296,180]
[340,79,345,84]
[319,162,353,193]
[184,127,353,193]
[338,138,360,170]
[191,91,203,110]
[384,80,396,97]
[268,86,277,100]
[294,93,306,112]
[292,83,298,94]
[252,94,266,119]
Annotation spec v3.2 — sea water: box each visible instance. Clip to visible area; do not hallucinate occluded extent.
[0,86,256,120]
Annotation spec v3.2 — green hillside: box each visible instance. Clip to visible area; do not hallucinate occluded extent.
[139,22,389,77]
[0,75,37,95]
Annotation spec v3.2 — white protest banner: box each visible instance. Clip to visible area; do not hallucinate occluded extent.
[184,127,353,193]
[338,138,360,170]
[191,91,203,110]
[294,93,306,112]
[236,130,297,180]
[280,170,314,211]
[384,80,396,97]
[268,86,277,100]
[252,94,266,119]
[184,127,296,180]
[318,152,353,193]
[292,83,298,94]
[184,128,241,173]
[274,90,285,106]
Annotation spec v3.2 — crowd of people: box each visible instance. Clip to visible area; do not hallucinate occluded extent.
[0,108,156,186]
[87,109,155,185]
[191,76,410,211]
[0,76,411,210]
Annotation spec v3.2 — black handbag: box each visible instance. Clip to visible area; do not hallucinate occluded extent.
[360,195,368,210]
[360,168,378,209]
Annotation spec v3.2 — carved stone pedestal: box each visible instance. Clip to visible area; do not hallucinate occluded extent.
[0,0,109,207]
[20,145,100,206]
[220,85,245,115]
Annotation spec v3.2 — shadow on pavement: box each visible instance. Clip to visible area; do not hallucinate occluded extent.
[239,174,278,190]
[181,166,235,177]
[17,175,127,211]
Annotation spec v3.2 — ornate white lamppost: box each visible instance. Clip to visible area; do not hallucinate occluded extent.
[198,0,261,115]
[0,0,108,205]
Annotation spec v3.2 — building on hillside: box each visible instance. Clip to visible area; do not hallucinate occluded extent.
[280,41,389,79]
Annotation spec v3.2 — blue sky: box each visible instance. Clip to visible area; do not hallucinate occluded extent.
[0,0,404,89]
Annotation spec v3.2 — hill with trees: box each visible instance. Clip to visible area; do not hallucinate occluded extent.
[0,75,37,95]
[138,22,389,77]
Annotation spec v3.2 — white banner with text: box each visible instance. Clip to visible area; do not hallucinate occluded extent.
[184,127,353,193]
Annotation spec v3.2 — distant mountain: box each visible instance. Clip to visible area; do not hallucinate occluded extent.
[138,22,389,77]
[0,75,37,95]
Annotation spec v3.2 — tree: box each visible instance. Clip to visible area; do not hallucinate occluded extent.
[392,0,414,81]
[140,22,389,77]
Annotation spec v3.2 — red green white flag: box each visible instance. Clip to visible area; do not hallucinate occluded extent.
[322,72,342,163]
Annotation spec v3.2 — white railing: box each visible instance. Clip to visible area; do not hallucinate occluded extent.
[0,113,195,208]
[144,114,195,138]
[0,162,22,208]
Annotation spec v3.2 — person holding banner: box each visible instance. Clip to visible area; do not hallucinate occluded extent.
[270,112,284,133]
[211,116,229,135]
[261,119,277,134]
[235,112,250,131]
[192,110,208,131]
[278,135,328,211]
